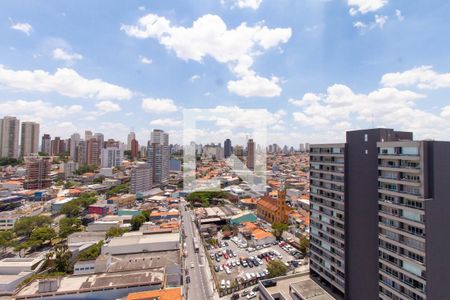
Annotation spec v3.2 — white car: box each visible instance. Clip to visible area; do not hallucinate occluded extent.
[247,291,257,299]
[226,280,231,288]
[220,279,226,289]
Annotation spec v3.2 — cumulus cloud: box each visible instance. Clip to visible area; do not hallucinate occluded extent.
[381,66,450,90]
[95,101,121,112]
[140,56,152,64]
[142,98,178,113]
[395,9,405,21]
[190,74,201,82]
[52,48,83,62]
[10,21,32,35]
[0,65,133,101]
[233,0,263,9]
[150,118,183,127]
[0,99,83,121]
[227,75,281,98]
[347,0,388,15]
[121,14,291,97]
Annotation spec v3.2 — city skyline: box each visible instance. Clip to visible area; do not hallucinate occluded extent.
[1,1,450,146]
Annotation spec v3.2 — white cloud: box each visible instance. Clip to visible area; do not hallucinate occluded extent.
[121,14,291,97]
[347,0,388,14]
[374,15,388,28]
[227,74,281,98]
[10,21,32,35]
[0,65,133,101]
[142,98,178,113]
[190,74,201,82]
[395,9,404,21]
[381,66,450,90]
[150,118,183,127]
[95,101,121,112]
[234,0,263,10]
[138,6,146,11]
[52,48,83,62]
[0,99,83,122]
[140,56,152,64]
[441,106,450,118]
[353,21,368,29]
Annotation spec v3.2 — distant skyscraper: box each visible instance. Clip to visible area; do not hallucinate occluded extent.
[246,139,255,170]
[127,131,136,151]
[224,139,232,158]
[94,133,104,149]
[51,137,62,156]
[147,129,169,185]
[23,156,52,189]
[41,134,51,155]
[20,122,40,157]
[299,143,305,152]
[70,133,80,161]
[0,116,20,158]
[76,140,87,165]
[85,130,93,141]
[131,162,152,193]
[131,139,139,159]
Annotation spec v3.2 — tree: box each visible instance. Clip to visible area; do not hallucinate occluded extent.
[267,260,288,278]
[106,227,127,238]
[93,177,104,184]
[14,215,52,238]
[77,241,104,261]
[141,211,150,221]
[131,215,146,231]
[59,217,83,238]
[52,244,72,273]
[272,222,289,240]
[299,235,309,256]
[0,230,14,253]
[60,201,82,218]
[30,227,57,244]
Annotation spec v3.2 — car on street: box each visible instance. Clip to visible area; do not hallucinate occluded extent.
[247,291,257,299]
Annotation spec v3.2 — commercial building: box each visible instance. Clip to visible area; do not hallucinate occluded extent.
[20,121,39,157]
[23,156,52,189]
[127,131,136,151]
[131,162,152,193]
[224,138,232,158]
[310,128,450,300]
[0,116,20,159]
[101,232,180,255]
[0,257,45,294]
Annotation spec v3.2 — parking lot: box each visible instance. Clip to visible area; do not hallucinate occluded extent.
[206,235,303,296]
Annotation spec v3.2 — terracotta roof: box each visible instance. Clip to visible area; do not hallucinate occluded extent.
[252,228,274,240]
[240,198,257,204]
[127,287,182,300]
[257,196,279,212]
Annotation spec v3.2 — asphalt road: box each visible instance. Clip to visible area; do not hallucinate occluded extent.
[181,203,217,300]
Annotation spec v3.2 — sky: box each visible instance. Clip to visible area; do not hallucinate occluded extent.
[1,0,450,147]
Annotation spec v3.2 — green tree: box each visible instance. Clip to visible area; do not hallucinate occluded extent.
[299,235,309,256]
[0,230,14,253]
[106,183,130,197]
[93,177,104,184]
[267,260,288,278]
[13,215,52,238]
[30,227,57,244]
[60,201,82,217]
[59,217,83,238]
[141,210,150,221]
[272,222,289,240]
[131,215,146,231]
[52,244,73,273]
[106,227,127,238]
[77,241,104,261]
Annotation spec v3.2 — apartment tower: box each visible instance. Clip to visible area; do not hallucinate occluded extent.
[246,138,255,170]
[0,116,20,159]
[20,121,40,157]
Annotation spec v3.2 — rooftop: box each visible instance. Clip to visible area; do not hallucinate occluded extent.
[127,287,182,300]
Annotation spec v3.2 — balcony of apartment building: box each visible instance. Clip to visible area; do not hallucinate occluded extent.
[379,251,427,284]
[310,171,344,183]
[378,182,422,200]
[379,271,426,300]
[379,194,425,212]
[310,147,345,155]
[378,171,422,187]
[379,204,425,226]
[310,163,345,174]
[310,260,345,294]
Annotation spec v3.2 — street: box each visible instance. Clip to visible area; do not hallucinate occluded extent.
[181,202,218,300]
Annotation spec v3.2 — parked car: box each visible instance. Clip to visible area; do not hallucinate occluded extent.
[262,279,277,288]
[220,279,226,289]
[247,291,257,299]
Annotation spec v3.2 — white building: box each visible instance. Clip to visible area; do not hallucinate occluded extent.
[101,232,179,255]
[20,122,39,157]
[101,147,124,168]
[147,130,169,185]
[70,133,81,161]
[131,162,152,193]
[127,131,136,151]
[0,257,45,293]
[63,161,79,178]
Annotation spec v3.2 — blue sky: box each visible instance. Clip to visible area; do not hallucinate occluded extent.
[1,0,450,146]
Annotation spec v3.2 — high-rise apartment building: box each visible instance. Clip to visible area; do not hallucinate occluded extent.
[309,128,450,300]
[130,162,152,193]
[147,129,169,185]
[130,139,139,159]
[246,138,255,170]
[86,138,100,166]
[20,121,40,157]
[41,134,51,155]
[85,130,93,141]
[127,131,136,151]
[101,146,124,168]
[224,139,232,158]
[94,133,105,149]
[23,156,52,189]
[76,141,87,165]
[70,133,80,161]
[377,140,450,300]
[0,116,20,159]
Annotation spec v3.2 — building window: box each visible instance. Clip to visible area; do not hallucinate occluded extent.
[364,134,368,142]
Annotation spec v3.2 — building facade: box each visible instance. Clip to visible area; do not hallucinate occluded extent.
[224,139,232,158]
[256,190,291,224]
[130,162,152,193]
[0,116,20,159]
[41,134,51,155]
[147,130,169,186]
[20,121,40,157]
[23,156,52,189]
[101,147,124,168]
[246,139,255,170]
